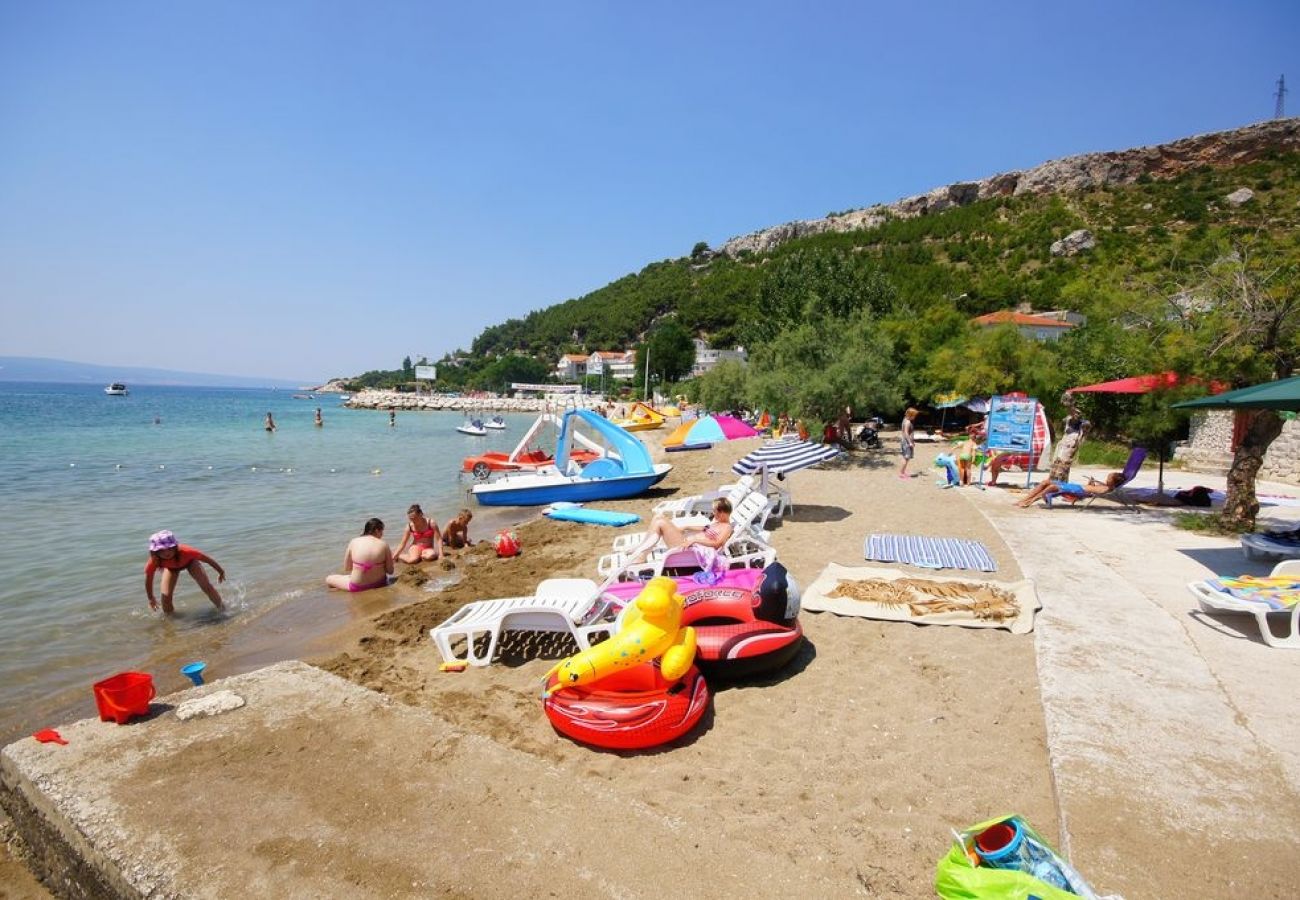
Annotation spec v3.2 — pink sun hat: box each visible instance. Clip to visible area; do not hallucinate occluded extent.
[148,530,179,552]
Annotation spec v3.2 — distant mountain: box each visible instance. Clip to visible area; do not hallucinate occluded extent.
[0,356,306,389]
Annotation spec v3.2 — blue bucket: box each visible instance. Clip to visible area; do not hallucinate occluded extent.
[974,819,1024,868]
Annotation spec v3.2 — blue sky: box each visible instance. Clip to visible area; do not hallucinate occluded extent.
[1,1,1295,383]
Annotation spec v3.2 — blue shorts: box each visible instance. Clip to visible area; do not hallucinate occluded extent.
[1054,482,1085,496]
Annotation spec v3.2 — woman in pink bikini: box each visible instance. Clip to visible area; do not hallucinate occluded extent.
[325,518,394,593]
[625,499,734,574]
[393,504,442,563]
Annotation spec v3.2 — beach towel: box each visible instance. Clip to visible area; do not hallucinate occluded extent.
[864,534,997,572]
[803,563,1039,634]
[1205,575,1300,610]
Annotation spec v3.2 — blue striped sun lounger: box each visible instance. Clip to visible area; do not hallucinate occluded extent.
[864,534,997,572]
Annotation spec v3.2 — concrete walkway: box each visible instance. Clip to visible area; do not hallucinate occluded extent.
[971,468,1300,898]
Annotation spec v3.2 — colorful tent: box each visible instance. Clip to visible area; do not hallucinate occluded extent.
[664,414,759,447]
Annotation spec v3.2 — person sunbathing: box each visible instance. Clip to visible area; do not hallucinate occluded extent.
[624,499,734,566]
[1017,472,1125,508]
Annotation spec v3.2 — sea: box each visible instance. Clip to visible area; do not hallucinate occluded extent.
[0,382,535,742]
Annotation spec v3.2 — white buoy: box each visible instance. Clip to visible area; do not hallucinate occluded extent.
[159,465,165,470]
[69,463,76,467]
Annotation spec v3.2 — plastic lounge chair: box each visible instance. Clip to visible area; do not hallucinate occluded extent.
[1080,447,1148,509]
[651,476,755,519]
[610,491,775,555]
[1241,528,1300,561]
[1186,560,1300,649]
[430,578,622,667]
[604,536,778,585]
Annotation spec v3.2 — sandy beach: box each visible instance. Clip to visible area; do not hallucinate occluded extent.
[315,431,1058,898]
[5,426,1298,898]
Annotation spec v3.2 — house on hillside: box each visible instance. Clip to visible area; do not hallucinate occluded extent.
[691,339,748,378]
[554,353,588,382]
[971,309,1084,342]
[587,350,638,381]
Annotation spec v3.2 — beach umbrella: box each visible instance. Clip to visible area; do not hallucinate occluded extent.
[664,414,759,447]
[1171,375,1300,412]
[731,439,841,494]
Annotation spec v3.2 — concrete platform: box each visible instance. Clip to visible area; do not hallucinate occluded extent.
[1,662,833,899]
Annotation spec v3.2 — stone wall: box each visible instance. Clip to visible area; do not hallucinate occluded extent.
[1174,411,1300,484]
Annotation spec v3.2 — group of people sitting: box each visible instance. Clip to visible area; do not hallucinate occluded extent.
[325,505,474,594]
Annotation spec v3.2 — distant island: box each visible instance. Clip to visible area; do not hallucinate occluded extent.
[0,356,308,389]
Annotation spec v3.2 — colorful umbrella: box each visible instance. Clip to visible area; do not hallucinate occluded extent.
[664,414,759,447]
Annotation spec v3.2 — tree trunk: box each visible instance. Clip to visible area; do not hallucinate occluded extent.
[1220,411,1285,531]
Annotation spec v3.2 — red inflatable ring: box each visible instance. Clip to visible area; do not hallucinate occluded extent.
[542,662,710,751]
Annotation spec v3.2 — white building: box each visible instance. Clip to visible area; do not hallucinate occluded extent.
[691,339,747,378]
[554,353,588,382]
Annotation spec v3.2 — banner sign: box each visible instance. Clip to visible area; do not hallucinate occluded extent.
[986,395,1038,456]
[414,365,437,380]
[511,382,581,393]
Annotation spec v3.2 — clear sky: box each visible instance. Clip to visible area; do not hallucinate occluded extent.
[1,1,1295,383]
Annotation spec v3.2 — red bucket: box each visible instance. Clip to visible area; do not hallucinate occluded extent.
[93,672,156,724]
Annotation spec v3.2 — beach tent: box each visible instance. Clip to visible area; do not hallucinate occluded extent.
[663,414,759,448]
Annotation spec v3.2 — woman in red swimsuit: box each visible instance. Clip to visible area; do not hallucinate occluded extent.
[144,530,226,614]
[394,504,442,563]
[325,518,394,593]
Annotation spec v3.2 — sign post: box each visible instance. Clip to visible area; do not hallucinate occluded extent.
[984,394,1041,488]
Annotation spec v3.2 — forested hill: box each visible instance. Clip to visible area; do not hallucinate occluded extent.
[443,118,1299,438]
[466,118,1299,365]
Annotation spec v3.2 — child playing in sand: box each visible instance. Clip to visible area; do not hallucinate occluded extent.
[443,509,473,549]
[144,530,226,614]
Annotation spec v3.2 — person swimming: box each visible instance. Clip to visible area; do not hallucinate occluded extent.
[264,412,277,432]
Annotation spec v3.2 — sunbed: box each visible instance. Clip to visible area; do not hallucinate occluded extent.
[430,578,622,667]
[1240,528,1300,561]
[1186,560,1300,649]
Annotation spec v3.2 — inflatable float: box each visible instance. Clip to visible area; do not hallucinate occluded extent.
[543,577,708,750]
[602,563,804,679]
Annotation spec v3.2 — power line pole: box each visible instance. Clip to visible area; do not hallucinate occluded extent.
[1276,74,1288,119]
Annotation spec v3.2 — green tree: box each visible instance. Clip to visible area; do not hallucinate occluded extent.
[402,356,414,379]
[638,321,696,385]
[695,359,749,412]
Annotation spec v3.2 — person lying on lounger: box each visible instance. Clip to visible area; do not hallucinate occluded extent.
[1016,472,1125,508]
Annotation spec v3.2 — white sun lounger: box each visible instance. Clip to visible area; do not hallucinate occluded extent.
[1186,560,1300,649]
[430,578,621,667]
[598,533,777,584]
[610,490,776,555]
[1241,530,1300,561]
[651,475,756,519]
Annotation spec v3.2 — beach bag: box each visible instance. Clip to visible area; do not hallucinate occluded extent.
[935,815,1105,900]
[494,529,521,558]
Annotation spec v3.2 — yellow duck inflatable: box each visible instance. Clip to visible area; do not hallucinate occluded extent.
[543,576,697,696]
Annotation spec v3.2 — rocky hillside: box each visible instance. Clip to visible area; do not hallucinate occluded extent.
[720,118,1300,256]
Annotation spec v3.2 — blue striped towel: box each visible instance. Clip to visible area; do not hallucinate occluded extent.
[864,534,997,572]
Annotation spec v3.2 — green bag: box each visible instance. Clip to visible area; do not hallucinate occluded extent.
[934,815,1091,900]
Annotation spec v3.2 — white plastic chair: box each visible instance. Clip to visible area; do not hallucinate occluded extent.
[1241,530,1300,561]
[430,578,622,666]
[651,475,755,519]
[598,530,777,584]
[1186,559,1300,649]
[605,491,776,560]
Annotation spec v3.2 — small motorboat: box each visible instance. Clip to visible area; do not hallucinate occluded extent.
[457,418,488,437]
[484,415,507,430]
[462,412,601,480]
[104,383,129,396]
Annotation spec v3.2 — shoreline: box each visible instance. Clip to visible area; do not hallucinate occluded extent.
[343,389,605,413]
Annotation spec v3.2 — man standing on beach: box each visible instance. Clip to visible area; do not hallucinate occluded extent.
[899,407,918,479]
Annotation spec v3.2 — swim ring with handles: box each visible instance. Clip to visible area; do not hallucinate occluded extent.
[603,563,804,678]
[542,662,710,751]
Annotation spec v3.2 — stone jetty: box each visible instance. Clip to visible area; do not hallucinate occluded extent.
[344,389,603,413]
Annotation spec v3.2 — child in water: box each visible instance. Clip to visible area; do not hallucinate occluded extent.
[144,530,226,614]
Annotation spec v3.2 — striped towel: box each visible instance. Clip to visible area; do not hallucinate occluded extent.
[864,534,997,572]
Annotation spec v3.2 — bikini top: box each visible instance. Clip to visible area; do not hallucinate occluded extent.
[410,521,437,543]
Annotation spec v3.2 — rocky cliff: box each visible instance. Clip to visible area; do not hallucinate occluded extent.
[720,118,1300,257]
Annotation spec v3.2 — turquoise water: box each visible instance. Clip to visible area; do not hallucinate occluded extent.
[0,383,532,738]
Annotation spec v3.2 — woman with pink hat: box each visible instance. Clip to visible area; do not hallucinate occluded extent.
[144,530,226,614]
